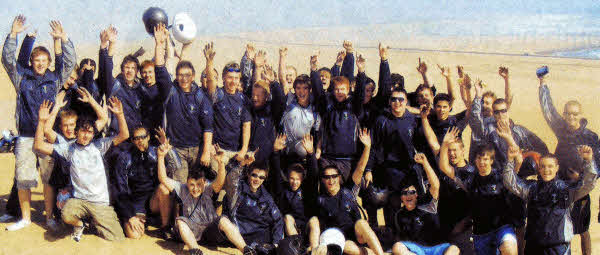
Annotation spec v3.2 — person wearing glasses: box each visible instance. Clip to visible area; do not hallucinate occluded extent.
[222,151,284,252]
[153,25,214,182]
[390,153,460,255]
[307,129,386,255]
[538,74,600,255]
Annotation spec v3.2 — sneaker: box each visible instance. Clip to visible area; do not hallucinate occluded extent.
[72,225,85,242]
[6,219,31,231]
[46,218,61,232]
[0,214,16,223]
[243,246,257,255]
[188,248,203,255]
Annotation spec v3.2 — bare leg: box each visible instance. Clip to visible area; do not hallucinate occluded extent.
[515,226,525,255]
[176,219,200,250]
[219,217,247,252]
[344,240,377,255]
[150,184,172,227]
[17,189,31,221]
[580,231,592,255]
[499,239,518,255]
[308,217,321,249]
[392,242,416,255]
[43,184,55,220]
[355,219,385,255]
[284,214,299,236]
[444,245,461,255]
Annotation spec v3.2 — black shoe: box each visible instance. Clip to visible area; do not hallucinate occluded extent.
[188,248,203,255]
[243,246,257,255]
[160,226,174,240]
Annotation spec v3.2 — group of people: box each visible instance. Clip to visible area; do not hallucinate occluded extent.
[1,15,599,255]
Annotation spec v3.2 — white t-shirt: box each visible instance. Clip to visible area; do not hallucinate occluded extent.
[53,137,114,205]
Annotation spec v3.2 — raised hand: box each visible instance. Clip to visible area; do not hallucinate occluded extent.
[107,97,123,115]
[246,43,256,61]
[100,29,109,49]
[474,78,483,97]
[414,153,427,165]
[157,139,172,158]
[213,144,225,165]
[107,25,118,44]
[273,134,287,152]
[462,73,472,90]
[54,91,68,110]
[76,87,93,103]
[437,64,450,79]
[82,59,93,71]
[343,40,353,53]
[38,100,53,121]
[241,148,257,166]
[203,42,216,61]
[420,104,431,119]
[507,146,523,165]
[154,127,168,145]
[10,15,28,36]
[457,65,464,78]
[49,20,67,41]
[27,29,37,38]
[262,64,275,83]
[279,47,287,59]
[153,23,167,45]
[335,50,345,65]
[310,51,319,71]
[496,119,512,139]
[301,134,314,155]
[378,43,389,61]
[498,66,509,80]
[358,128,371,147]
[356,54,366,73]
[442,126,460,144]
[416,58,427,74]
[577,145,594,161]
[255,50,266,67]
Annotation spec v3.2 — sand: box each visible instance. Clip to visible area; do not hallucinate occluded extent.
[0,28,599,254]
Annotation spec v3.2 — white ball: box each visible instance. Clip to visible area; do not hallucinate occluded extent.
[172,13,197,44]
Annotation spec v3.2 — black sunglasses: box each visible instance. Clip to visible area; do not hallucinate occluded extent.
[132,134,148,141]
[250,173,266,180]
[321,174,340,180]
[401,190,417,196]
[493,108,508,115]
[390,97,405,103]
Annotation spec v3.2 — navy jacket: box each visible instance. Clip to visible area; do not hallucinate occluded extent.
[213,88,252,151]
[368,110,419,171]
[2,35,76,137]
[249,81,286,164]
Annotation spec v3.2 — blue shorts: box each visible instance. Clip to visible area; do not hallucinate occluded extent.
[402,242,452,255]
[473,225,517,255]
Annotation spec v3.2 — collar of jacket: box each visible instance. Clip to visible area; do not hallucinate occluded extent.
[22,68,59,83]
[241,181,269,202]
[174,80,199,94]
[116,74,141,89]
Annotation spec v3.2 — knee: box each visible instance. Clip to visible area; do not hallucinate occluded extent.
[499,239,518,255]
[158,184,171,197]
[284,214,296,226]
[175,219,186,231]
[392,242,409,255]
[218,216,232,230]
[444,245,460,255]
[354,219,370,233]
[61,211,77,225]
[308,217,319,228]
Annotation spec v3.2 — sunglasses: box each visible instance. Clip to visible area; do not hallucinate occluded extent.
[132,134,148,141]
[250,173,266,180]
[390,97,405,103]
[564,111,580,117]
[493,108,508,115]
[227,68,241,73]
[401,190,417,196]
[321,174,340,180]
[177,73,193,78]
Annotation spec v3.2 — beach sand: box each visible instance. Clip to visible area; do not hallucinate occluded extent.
[0,30,599,254]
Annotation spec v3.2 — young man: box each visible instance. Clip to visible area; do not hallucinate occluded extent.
[391,153,460,255]
[538,74,600,255]
[503,142,597,254]
[439,143,518,255]
[153,25,213,181]
[33,97,129,241]
[113,127,178,239]
[223,152,284,251]
[2,16,76,231]
[157,140,255,255]
[139,60,163,139]
[308,129,385,255]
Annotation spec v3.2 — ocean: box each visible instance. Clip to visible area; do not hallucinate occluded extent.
[552,48,600,59]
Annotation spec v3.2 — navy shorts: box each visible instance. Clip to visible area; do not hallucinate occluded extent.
[571,195,591,234]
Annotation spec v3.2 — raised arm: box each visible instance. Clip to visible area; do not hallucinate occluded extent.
[420,105,441,155]
[270,81,286,127]
[438,127,460,179]
[469,80,485,138]
[310,52,325,112]
[352,129,371,187]
[241,43,255,95]
[49,20,76,90]
[538,75,567,135]
[252,50,266,85]
[204,42,218,98]
[153,24,175,102]
[340,40,355,82]
[353,54,366,115]
[331,50,345,77]
[33,101,56,156]
[3,15,28,90]
[499,66,513,108]
[271,134,288,196]
[157,140,177,192]
[570,146,598,202]
[100,26,117,97]
[278,46,291,94]
[415,153,440,200]
[212,145,227,193]
[17,33,35,68]
[77,87,108,131]
[438,65,458,107]
[503,147,530,200]
[107,97,129,146]
[373,43,392,108]
[416,58,429,87]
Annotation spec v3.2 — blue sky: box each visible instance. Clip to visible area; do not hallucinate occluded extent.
[1,0,598,43]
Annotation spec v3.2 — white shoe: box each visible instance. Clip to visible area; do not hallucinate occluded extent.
[0,214,16,223]
[6,219,31,231]
[46,218,61,232]
[72,225,85,242]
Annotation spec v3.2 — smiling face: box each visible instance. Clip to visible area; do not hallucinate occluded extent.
[319,70,331,90]
[400,185,418,211]
[389,91,407,116]
[60,116,77,139]
[286,67,297,85]
[482,96,495,117]
[475,153,494,176]
[448,141,464,166]
[131,128,150,152]
[122,61,138,84]
[75,125,95,146]
[224,71,241,94]
[294,82,311,107]
[417,87,433,106]
[248,168,267,193]
[538,157,559,182]
[288,170,303,192]
[563,103,582,131]
[141,65,156,86]
[321,168,341,195]
[186,177,206,198]
[176,67,195,92]
[65,69,78,88]
[31,54,50,76]
[364,83,375,104]
[333,82,349,103]
[435,100,451,120]
[252,85,268,109]
[493,102,510,123]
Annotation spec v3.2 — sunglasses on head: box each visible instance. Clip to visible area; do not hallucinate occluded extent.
[401,190,417,196]
[132,134,148,141]
[250,173,266,180]
[227,68,241,73]
[321,174,340,180]
[493,108,508,115]
[390,97,405,103]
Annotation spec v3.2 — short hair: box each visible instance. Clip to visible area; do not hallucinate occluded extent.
[59,109,78,123]
[30,46,52,63]
[176,60,195,75]
[493,98,507,107]
[293,74,311,89]
[365,77,375,87]
[391,73,405,89]
[188,165,208,180]
[250,161,269,177]
[331,76,350,89]
[75,116,97,134]
[253,80,270,96]
[415,84,432,95]
[141,60,155,69]
[482,91,496,100]
[222,62,240,79]
[433,93,452,106]
[201,68,219,80]
[450,137,464,148]
[321,165,341,177]
[539,153,559,166]
[391,86,407,96]
[287,163,305,177]
[474,144,495,159]
[564,100,582,112]
[120,54,140,72]
[132,125,148,134]
[318,67,331,76]
[286,65,297,75]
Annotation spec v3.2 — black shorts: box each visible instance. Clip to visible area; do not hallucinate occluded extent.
[571,195,591,234]
[175,216,228,245]
[131,191,154,216]
[524,242,570,255]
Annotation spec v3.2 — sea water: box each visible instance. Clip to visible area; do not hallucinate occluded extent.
[552,48,600,59]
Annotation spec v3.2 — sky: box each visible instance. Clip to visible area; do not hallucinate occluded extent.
[0,0,599,44]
